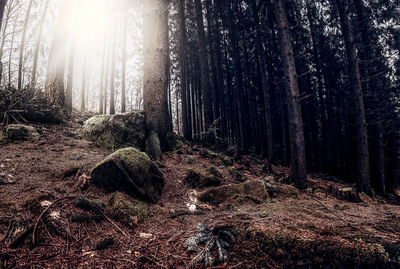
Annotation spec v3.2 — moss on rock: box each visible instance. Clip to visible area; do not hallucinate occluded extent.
[83,111,146,151]
[91,148,164,203]
[198,180,269,206]
[184,167,221,189]
[231,227,398,269]
[6,124,40,142]
[108,192,149,225]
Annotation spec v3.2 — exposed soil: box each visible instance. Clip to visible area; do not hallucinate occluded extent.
[0,114,399,268]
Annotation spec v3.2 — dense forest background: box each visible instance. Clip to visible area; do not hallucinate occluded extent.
[0,0,399,195]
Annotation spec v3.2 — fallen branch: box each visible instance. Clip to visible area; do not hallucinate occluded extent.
[32,196,76,245]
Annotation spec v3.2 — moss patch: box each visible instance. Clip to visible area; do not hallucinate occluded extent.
[231,227,398,269]
[108,192,149,225]
[199,180,269,206]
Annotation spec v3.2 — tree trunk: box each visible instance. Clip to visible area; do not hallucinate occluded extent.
[80,50,87,111]
[109,8,117,115]
[353,0,385,194]
[0,0,7,32]
[0,0,10,85]
[31,0,49,88]
[8,23,16,86]
[274,0,307,187]
[17,0,33,90]
[178,0,190,140]
[45,0,70,114]
[143,0,174,152]
[121,5,128,113]
[66,0,80,113]
[194,0,213,132]
[335,0,370,194]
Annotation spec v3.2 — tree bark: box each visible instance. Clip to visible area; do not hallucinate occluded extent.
[143,0,174,151]
[335,0,370,194]
[274,0,307,187]
[17,0,33,90]
[31,0,49,88]
[0,0,7,32]
[121,5,128,113]
[353,0,385,194]
[45,0,70,114]
[178,0,191,140]
[194,0,213,132]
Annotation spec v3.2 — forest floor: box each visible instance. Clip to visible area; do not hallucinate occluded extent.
[0,112,400,268]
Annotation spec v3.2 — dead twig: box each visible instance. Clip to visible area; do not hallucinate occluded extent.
[32,196,77,245]
[102,213,130,239]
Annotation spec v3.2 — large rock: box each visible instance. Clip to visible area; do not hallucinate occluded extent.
[91,148,164,203]
[6,124,40,142]
[83,111,146,151]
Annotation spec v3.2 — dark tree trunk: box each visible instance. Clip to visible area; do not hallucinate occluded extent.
[335,0,370,194]
[274,0,307,187]
[143,0,174,151]
[178,0,191,140]
[0,0,7,32]
[194,0,213,132]
[353,0,385,194]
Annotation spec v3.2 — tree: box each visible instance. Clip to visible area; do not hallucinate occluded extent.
[31,0,49,88]
[334,0,370,194]
[0,0,7,34]
[45,0,70,113]
[143,0,174,154]
[274,0,307,187]
[17,0,33,90]
[66,0,80,113]
[194,0,213,131]
[121,2,128,113]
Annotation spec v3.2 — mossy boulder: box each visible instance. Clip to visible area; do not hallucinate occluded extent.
[83,111,146,151]
[198,180,269,206]
[108,192,149,225]
[184,167,221,189]
[5,124,40,142]
[231,227,398,269]
[91,148,164,203]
